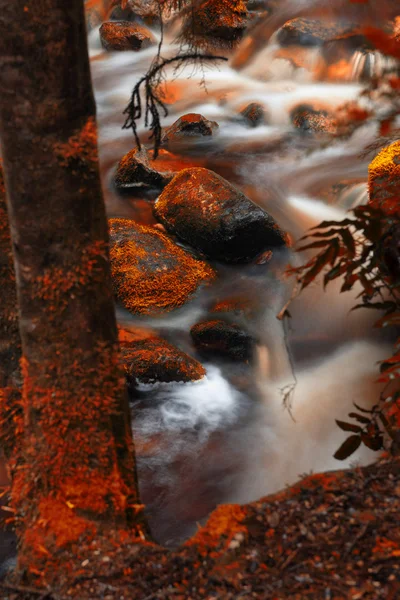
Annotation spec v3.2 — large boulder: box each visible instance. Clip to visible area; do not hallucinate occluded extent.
[161,114,219,147]
[190,319,256,362]
[100,20,156,51]
[109,218,215,315]
[121,337,206,386]
[154,168,287,263]
[114,147,173,196]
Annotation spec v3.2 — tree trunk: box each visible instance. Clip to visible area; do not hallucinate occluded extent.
[0,0,146,581]
[0,163,22,462]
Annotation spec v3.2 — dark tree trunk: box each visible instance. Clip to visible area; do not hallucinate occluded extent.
[0,0,146,581]
[0,163,22,462]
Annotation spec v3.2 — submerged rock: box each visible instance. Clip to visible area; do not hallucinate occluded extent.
[154,168,287,263]
[100,20,156,51]
[109,218,215,315]
[239,102,267,128]
[122,337,206,386]
[191,319,255,362]
[114,147,173,196]
[161,114,219,146]
[290,104,337,134]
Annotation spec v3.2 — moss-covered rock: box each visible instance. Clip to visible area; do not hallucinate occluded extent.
[109,218,215,315]
[368,140,400,215]
[121,337,206,386]
[100,20,156,51]
[154,168,287,263]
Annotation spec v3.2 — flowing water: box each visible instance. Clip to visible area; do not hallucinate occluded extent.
[86,10,398,547]
[0,8,396,574]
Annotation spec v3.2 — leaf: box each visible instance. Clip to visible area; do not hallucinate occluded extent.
[335,419,362,433]
[341,272,358,293]
[334,435,362,460]
[353,402,373,414]
[296,240,332,252]
[348,412,371,425]
[323,262,347,288]
[351,301,397,312]
[374,312,400,329]
[300,246,336,290]
[310,219,355,230]
[339,228,356,258]
[361,433,383,451]
[378,412,397,441]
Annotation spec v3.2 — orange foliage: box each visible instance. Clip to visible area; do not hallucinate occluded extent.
[368,140,400,215]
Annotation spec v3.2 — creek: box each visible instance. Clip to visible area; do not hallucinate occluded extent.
[88,7,394,546]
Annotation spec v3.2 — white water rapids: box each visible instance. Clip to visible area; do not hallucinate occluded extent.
[88,11,394,545]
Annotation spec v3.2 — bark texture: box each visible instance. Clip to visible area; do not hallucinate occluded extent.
[0,163,22,461]
[0,0,146,582]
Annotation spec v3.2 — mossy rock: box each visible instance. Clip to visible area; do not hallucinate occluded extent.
[122,337,206,386]
[109,218,215,315]
[100,20,156,51]
[368,140,400,215]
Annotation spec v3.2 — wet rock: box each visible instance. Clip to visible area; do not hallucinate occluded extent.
[100,20,156,51]
[277,18,364,48]
[154,168,287,263]
[191,319,255,362]
[239,102,267,128]
[110,0,161,27]
[161,114,219,146]
[277,18,342,47]
[290,104,337,134]
[183,0,248,46]
[109,218,215,315]
[114,147,173,196]
[122,337,206,386]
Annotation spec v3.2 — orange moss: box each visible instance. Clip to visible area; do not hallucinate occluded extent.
[13,343,148,581]
[54,117,98,171]
[368,140,400,215]
[109,218,215,315]
[24,497,96,550]
[31,240,110,313]
[122,337,206,384]
[186,504,248,556]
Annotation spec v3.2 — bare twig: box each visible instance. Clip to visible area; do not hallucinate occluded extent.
[122,53,227,158]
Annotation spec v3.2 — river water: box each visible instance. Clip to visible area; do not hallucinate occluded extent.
[87,9,397,546]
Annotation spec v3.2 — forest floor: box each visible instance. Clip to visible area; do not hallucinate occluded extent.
[2,457,400,600]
